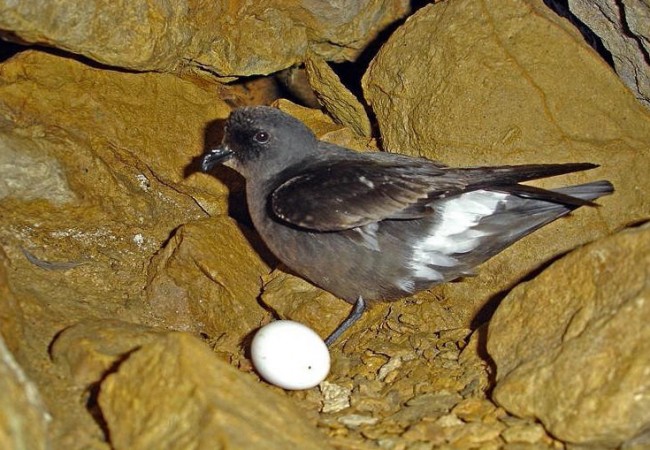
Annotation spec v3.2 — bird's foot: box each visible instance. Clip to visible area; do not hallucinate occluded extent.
[325,296,366,347]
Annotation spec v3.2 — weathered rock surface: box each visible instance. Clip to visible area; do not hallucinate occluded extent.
[0,130,76,205]
[51,319,166,387]
[488,224,650,448]
[0,248,25,355]
[305,55,372,137]
[0,332,49,450]
[0,49,235,448]
[99,332,332,450]
[146,216,270,349]
[0,252,50,450]
[567,0,650,109]
[0,0,409,76]
[363,0,650,328]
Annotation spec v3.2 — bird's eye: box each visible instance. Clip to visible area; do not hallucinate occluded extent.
[254,131,270,144]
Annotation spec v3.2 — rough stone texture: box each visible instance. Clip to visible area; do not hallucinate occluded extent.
[0,251,50,450]
[0,248,25,356]
[0,50,232,214]
[260,269,352,341]
[99,332,332,450]
[363,0,650,328]
[0,130,76,204]
[0,332,49,450]
[0,0,410,76]
[567,0,650,109]
[488,224,650,448]
[0,49,234,448]
[146,216,270,348]
[50,319,166,386]
[303,319,561,449]
[305,55,372,136]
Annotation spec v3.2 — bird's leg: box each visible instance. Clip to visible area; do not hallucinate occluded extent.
[325,296,366,347]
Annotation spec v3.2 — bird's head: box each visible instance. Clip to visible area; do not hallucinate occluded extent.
[201,106,319,180]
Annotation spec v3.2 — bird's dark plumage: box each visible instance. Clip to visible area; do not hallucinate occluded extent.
[201,106,613,340]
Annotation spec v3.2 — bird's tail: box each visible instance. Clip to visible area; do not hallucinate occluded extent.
[449,180,614,270]
[551,180,614,204]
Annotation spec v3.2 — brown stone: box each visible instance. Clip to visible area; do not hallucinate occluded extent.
[146,216,270,348]
[0,333,49,450]
[305,55,372,137]
[567,0,650,109]
[0,0,409,77]
[0,247,25,355]
[50,319,166,387]
[2,3,644,448]
[488,224,650,447]
[99,332,332,450]
[0,49,233,447]
[362,0,650,328]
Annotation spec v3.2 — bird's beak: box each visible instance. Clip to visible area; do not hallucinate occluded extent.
[201,145,233,172]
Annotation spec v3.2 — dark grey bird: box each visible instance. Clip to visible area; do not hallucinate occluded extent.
[201,106,613,345]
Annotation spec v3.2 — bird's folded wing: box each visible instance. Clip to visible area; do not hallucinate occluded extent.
[270,160,603,231]
[270,160,463,231]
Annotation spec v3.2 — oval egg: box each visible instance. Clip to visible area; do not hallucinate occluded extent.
[251,320,330,390]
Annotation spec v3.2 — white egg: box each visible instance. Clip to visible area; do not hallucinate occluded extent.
[251,320,330,390]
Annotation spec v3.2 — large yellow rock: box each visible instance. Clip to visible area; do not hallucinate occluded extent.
[51,319,166,387]
[99,332,333,450]
[0,0,409,76]
[146,216,270,349]
[362,0,650,327]
[488,224,650,448]
[305,55,372,137]
[0,49,234,448]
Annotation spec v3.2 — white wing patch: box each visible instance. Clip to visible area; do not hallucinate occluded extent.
[408,190,507,280]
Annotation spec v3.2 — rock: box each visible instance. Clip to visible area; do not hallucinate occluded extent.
[0,0,410,77]
[500,422,547,444]
[337,414,379,428]
[0,130,76,204]
[452,397,498,423]
[146,216,270,349]
[488,224,650,448]
[274,99,344,137]
[50,319,165,386]
[0,50,231,216]
[0,49,233,447]
[0,247,26,355]
[320,381,352,413]
[362,0,650,328]
[305,55,372,137]
[260,269,352,342]
[276,66,321,108]
[98,332,332,450]
[0,332,49,450]
[566,0,650,109]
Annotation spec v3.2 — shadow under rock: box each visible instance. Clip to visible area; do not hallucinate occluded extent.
[187,118,279,269]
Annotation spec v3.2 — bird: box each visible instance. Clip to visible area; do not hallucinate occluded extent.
[201,106,614,345]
